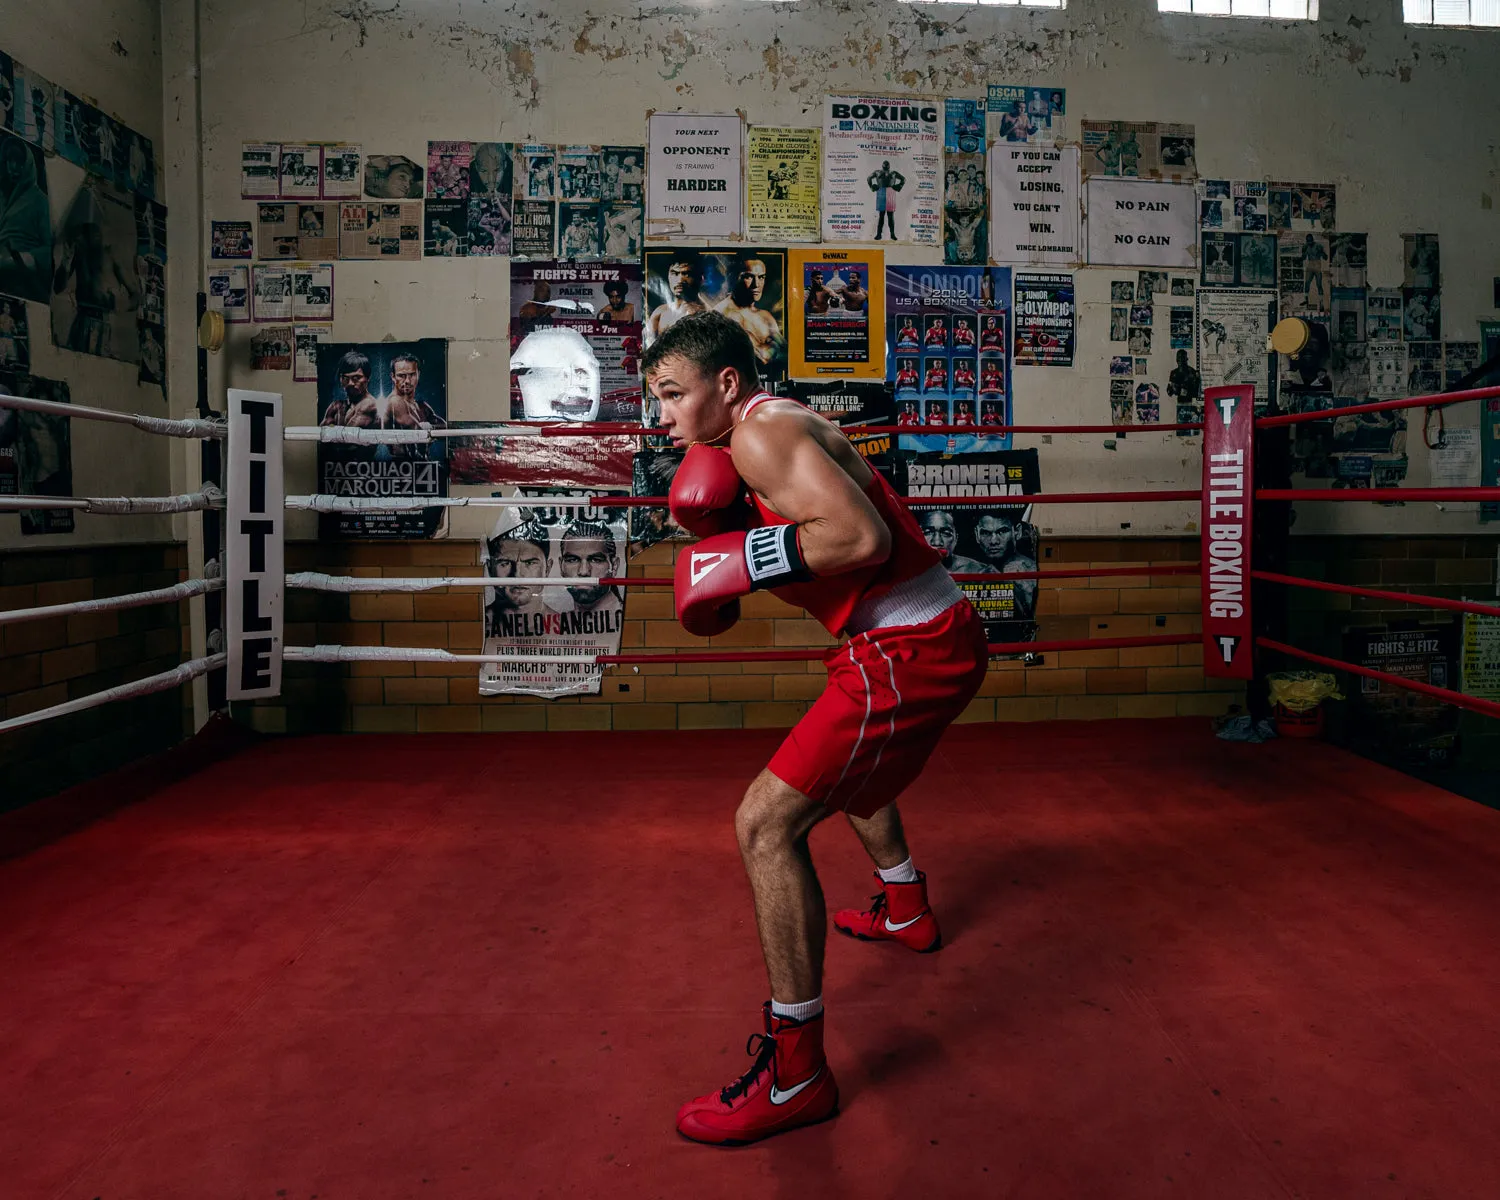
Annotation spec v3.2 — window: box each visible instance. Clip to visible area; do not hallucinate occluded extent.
[897,0,1065,8]
[1158,0,1317,17]
[1405,0,1500,25]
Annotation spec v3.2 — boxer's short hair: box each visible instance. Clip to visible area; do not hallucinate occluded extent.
[641,311,759,389]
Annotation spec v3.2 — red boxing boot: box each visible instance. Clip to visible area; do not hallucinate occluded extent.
[676,1002,840,1146]
[833,871,942,953]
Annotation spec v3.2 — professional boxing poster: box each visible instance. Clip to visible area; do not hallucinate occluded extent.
[629,447,684,553]
[787,247,884,380]
[314,338,449,539]
[0,298,30,372]
[942,99,987,267]
[508,259,644,425]
[0,371,74,535]
[894,448,1041,650]
[479,493,628,698]
[886,264,1011,454]
[986,84,1067,145]
[643,247,787,382]
[1012,272,1075,367]
[0,132,50,305]
[1195,289,1275,420]
[821,95,941,246]
[746,126,820,243]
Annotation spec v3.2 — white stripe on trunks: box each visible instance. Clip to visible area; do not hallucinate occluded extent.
[842,639,904,811]
[829,639,875,804]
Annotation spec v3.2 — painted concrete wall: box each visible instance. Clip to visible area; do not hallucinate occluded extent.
[173,0,1499,542]
[2,1,172,549]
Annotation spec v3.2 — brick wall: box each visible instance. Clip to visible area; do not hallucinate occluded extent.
[242,535,1239,735]
[0,544,192,811]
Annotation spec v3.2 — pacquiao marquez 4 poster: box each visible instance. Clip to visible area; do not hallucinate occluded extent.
[887,265,1011,454]
[508,260,644,424]
[315,338,448,539]
[480,494,628,698]
[894,448,1041,649]
[643,247,788,384]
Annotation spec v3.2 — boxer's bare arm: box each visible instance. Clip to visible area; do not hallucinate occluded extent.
[731,403,890,575]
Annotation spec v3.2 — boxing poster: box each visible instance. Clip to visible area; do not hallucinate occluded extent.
[241,143,280,199]
[821,95,941,246]
[942,99,987,267]
[746,126,820,243]
[1012,272,1075,367]
[1343,622,1460,765]
[642,247,787,382]
[314,338,449,540]
[893,448,1041,650]
[0,298,29,373]
[785,381,895,481]
[339,201,423,261]
[508,260,644,425]
[0,371,74,536]
[1094,271,1199,427]
[886,264,1011,453]
[986,85,1067,145]
[479,493,628,698]
[9,60,58,156]
[787,248,883,380]
[646,113,743,241]
[1080,121,1196,179]
[321,143,362,199]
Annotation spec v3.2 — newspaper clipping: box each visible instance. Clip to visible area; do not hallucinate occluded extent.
[1012,272,1075,367]
[479,495,628,698]
[509,260,644,425]
[894,448,1041,649]
[0,372,74,535]
[788,248,884,379]
[1081,121,1196,179]
[822,95,941,245]
[746,127,820,243]
[207,265,250,323]
[887,265,1012,453]
[340,201,422,260]
[646,113,744,240]
[257,202,337,261]
[1196,289,1276,416]
[315,338,449,539]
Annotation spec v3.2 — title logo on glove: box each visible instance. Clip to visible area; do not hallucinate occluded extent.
[690,551,731,586]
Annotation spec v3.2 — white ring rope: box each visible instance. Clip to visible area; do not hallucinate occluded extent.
[0,653,226,734]
[286,645,604,666]
[286,572,632,592]
[0,484,224,515]
[286,493,602,513]
[0,577,224,626]
[283,424,629,443]
[0,391,225,440]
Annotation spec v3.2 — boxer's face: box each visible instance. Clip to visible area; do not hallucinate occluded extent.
[560,537,616,607]
[392,360,419,399]
[920,513,956,559]
[648,355,736,448]
[491,538,548,607]
[340,367,370,401]
[974,516,1015,562]
[668,261,700,298]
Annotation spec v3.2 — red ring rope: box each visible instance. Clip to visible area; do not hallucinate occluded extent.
[603,563,1203,588]
[1256,638,1500,721]
[534,422,1202,437]
[1252,570,1500,619]
[596,633,1197,665]
[1255,487,1500,504]
[1254,384,1500,428]
[592,489,1202,508]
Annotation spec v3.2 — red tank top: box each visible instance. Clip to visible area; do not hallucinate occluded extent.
[738,393,941,635]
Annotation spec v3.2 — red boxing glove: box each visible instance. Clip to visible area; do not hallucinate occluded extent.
[675,525,811,637]
[669,444,754,538]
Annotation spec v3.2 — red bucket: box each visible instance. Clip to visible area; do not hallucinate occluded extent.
[1273,702,1323,738]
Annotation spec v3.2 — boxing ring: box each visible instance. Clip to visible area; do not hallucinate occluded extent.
[4,381,1500,1196]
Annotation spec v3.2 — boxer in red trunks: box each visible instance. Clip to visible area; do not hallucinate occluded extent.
[642,312,989,1146]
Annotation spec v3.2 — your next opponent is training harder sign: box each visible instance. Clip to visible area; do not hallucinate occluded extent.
[226,388,285,700]
[647,113,743,240]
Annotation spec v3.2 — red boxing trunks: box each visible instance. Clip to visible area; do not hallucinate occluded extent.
[768,591,989,819]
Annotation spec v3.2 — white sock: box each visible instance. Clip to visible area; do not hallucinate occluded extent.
[771,995,823,1022]
[878,857,919,884]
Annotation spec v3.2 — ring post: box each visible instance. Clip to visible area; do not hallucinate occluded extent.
[1202,385,1256,679]
[226,389,285,701]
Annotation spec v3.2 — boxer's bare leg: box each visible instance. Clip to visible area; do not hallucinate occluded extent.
[735,770,831,1002]
[846,803,911,871]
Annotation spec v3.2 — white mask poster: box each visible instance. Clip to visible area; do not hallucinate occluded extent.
[1084,179,1196,269]
[821,96,941,246]
[989,145,1081,266]
[646,113,744,240]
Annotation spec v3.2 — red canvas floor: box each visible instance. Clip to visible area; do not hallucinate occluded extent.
[3,718,1499,1199]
